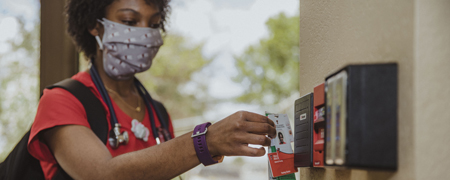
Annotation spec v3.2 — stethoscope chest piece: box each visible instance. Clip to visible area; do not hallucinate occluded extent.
[109,123,129,149]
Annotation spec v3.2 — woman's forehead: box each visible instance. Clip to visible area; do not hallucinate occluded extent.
[107,0,159,15]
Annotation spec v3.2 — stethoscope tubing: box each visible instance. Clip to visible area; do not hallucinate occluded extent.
[89,60,170,144]
[134,80,170,140]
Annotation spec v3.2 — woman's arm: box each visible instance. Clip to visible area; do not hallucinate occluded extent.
[43,111,276,180]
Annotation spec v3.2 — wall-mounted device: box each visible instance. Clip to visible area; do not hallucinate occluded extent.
[294,93,314,167]
[313,83,325,167]
[324,63,398,170]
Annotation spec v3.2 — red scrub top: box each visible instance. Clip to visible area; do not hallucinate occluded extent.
[28,71,174,180]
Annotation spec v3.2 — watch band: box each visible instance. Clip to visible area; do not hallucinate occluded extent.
[192,122,218,166]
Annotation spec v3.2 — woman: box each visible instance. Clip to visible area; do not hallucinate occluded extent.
[278,132,286,145]
[28,0,276,179]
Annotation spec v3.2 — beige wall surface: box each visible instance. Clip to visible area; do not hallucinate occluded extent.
[414,1,450,179]
[299,0,450,179]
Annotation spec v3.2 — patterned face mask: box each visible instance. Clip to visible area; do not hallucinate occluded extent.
[95,18,163,80]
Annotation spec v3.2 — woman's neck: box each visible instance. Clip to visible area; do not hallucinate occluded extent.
[88,50,145,121]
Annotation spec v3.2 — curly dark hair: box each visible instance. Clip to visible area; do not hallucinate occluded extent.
[65,0,171,59]
[278,132,283,138]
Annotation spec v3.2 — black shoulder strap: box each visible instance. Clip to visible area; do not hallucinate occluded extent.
[46,78,109,144]
[47,78,109,180]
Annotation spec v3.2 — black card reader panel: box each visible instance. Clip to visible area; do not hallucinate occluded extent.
[294,93,314,167]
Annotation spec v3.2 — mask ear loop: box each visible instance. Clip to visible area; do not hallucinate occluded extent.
[95,19,105,50]
[95,36,103,50]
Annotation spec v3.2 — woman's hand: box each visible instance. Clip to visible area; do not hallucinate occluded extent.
[42,111,275,179]
[206,111,277,157]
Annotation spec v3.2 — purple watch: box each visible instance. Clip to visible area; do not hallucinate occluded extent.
[192,122,218,166]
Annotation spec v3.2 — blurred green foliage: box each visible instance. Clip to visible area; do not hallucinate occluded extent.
[0,17,40,161]
[233,13,299,105]
[137,33,214,120]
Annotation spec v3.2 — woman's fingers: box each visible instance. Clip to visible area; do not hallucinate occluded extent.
[235,133,272,146]
[239,121,276,139]
[237,111,276,138]
[241,111,275,127]
[238,146,267,157]
[207,111,278,157]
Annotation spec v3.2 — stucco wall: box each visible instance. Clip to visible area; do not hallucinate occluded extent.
[299,0,450,179]
[414,1,450,179]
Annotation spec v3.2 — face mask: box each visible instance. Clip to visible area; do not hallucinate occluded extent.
[95,18,163,80]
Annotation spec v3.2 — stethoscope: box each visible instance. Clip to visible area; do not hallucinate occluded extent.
[89,59,171,148]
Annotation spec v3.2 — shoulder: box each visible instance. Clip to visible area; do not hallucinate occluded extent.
[31,84,91,139]
[34,71,101,131]
[29,72,97,148]
[72,70,97,90]
[39,87,85,115]
[28,80,91,166]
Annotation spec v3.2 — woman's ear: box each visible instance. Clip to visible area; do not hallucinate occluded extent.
[89,22,102,37]
[89,22,104,50]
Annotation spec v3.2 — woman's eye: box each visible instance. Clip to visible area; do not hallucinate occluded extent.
[122,20,137,26]
[149,24,160,28]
